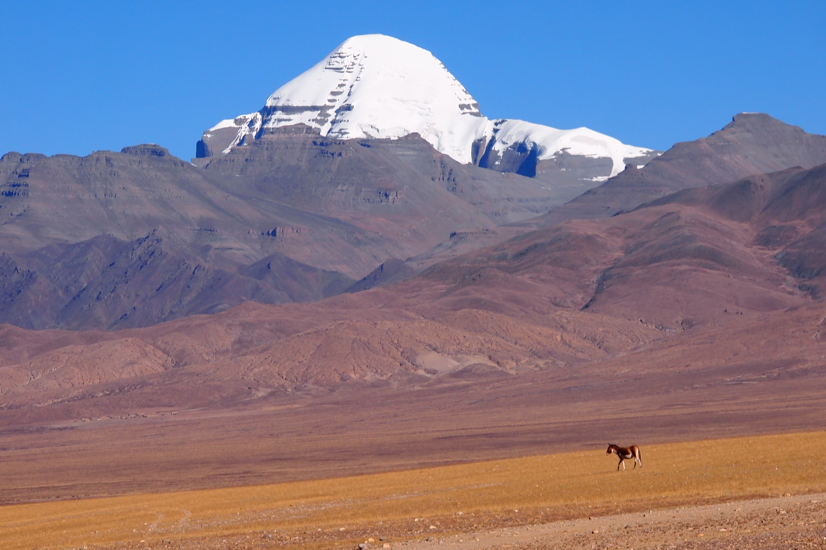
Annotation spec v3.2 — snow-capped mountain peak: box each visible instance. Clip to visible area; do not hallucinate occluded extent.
[198,34,655,178]
[211,34,484,163]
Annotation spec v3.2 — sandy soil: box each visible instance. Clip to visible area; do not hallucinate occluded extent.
[400,493,826,550]
[88,493,826,550]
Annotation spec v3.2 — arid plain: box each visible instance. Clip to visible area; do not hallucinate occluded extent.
[1,432,825,549]
[2,299,826,548]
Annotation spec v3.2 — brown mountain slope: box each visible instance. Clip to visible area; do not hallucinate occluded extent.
[0,301,662,417]
[403,163,826,331]
[2,163,826,416]
[649,162,826,300]
[2,114,821,332]
[524,113,826,226]
[0,131,581,330]
[195,128,571,224]
[0,231,355,330]
[348,113,826,293]
[0,144,397,278]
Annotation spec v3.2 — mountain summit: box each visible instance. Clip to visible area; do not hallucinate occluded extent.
[197,34,654,179]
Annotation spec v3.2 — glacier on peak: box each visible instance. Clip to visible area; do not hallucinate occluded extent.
[199,34,653,177]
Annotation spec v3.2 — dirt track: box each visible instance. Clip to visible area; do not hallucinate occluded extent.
[401,493,826,550]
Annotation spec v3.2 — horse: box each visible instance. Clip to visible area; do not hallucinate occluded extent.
[606,444,642,471]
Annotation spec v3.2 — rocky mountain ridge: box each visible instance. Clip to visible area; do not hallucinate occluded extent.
[2,113,825,330]
[525,113,826,226]
[0,134,561,329]
[2,160,826,413]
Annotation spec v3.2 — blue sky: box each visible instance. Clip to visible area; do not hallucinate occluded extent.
[2,1,824,160]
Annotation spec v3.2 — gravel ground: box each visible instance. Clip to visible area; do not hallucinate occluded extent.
[91,493,826,550]
[400,493,826,550]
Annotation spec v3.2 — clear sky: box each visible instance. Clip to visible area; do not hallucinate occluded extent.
[2,0,824,160]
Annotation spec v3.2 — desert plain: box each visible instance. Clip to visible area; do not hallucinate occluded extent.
[1,431,825,550]
[2,300,826,549]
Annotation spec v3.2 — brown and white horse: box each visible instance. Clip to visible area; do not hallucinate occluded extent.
[606,444,642,471]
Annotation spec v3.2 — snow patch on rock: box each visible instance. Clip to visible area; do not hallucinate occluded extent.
[479,119,653,177]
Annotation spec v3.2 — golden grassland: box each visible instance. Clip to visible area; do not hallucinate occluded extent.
[2,431,825,550]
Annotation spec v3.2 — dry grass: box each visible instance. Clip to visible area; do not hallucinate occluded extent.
[1,431,825,549]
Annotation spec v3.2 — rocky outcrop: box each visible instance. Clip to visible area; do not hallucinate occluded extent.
[345,258,417,293]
